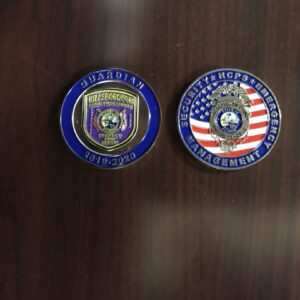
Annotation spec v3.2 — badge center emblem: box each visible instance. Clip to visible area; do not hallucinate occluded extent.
[210,97,250,140]
[83,88,139,150]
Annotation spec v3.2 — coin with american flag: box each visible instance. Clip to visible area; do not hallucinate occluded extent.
[177,69,281,170]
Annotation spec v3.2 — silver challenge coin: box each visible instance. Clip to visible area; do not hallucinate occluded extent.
[177,69,281,170]
[60,68,161,169]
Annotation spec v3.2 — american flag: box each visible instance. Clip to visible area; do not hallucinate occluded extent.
[190,82,268,157]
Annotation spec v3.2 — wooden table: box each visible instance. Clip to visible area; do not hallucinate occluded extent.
[1,0,300,299]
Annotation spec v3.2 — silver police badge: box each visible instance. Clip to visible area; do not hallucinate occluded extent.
[60,68,161,169]
[209,83,251,153]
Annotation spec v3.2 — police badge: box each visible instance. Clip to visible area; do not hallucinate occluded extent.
[177,69,281,170]
[60,69,160,169]
[82,89,139,149]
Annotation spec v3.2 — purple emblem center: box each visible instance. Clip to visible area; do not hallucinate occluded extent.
[83,89,138,149]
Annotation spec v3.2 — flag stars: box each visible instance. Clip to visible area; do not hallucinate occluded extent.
[200,106,206,111]
[201,98,207,103]
[205,111,210,116]
[200,115,205,120]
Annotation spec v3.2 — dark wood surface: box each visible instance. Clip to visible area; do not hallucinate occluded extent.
[1,0,300,299]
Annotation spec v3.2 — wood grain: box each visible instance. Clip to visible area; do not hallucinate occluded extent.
[1,0,300,299]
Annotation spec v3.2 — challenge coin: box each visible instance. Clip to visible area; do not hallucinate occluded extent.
[60,68,161,169]
[177,69,281,170]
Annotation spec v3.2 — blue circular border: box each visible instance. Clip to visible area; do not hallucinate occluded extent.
[60,68,161,169]
[177,68,282,170]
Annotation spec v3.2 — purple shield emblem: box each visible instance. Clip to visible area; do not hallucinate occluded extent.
[83,89,139,149]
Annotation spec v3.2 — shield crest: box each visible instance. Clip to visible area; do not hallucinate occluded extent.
[82,89,139,150]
